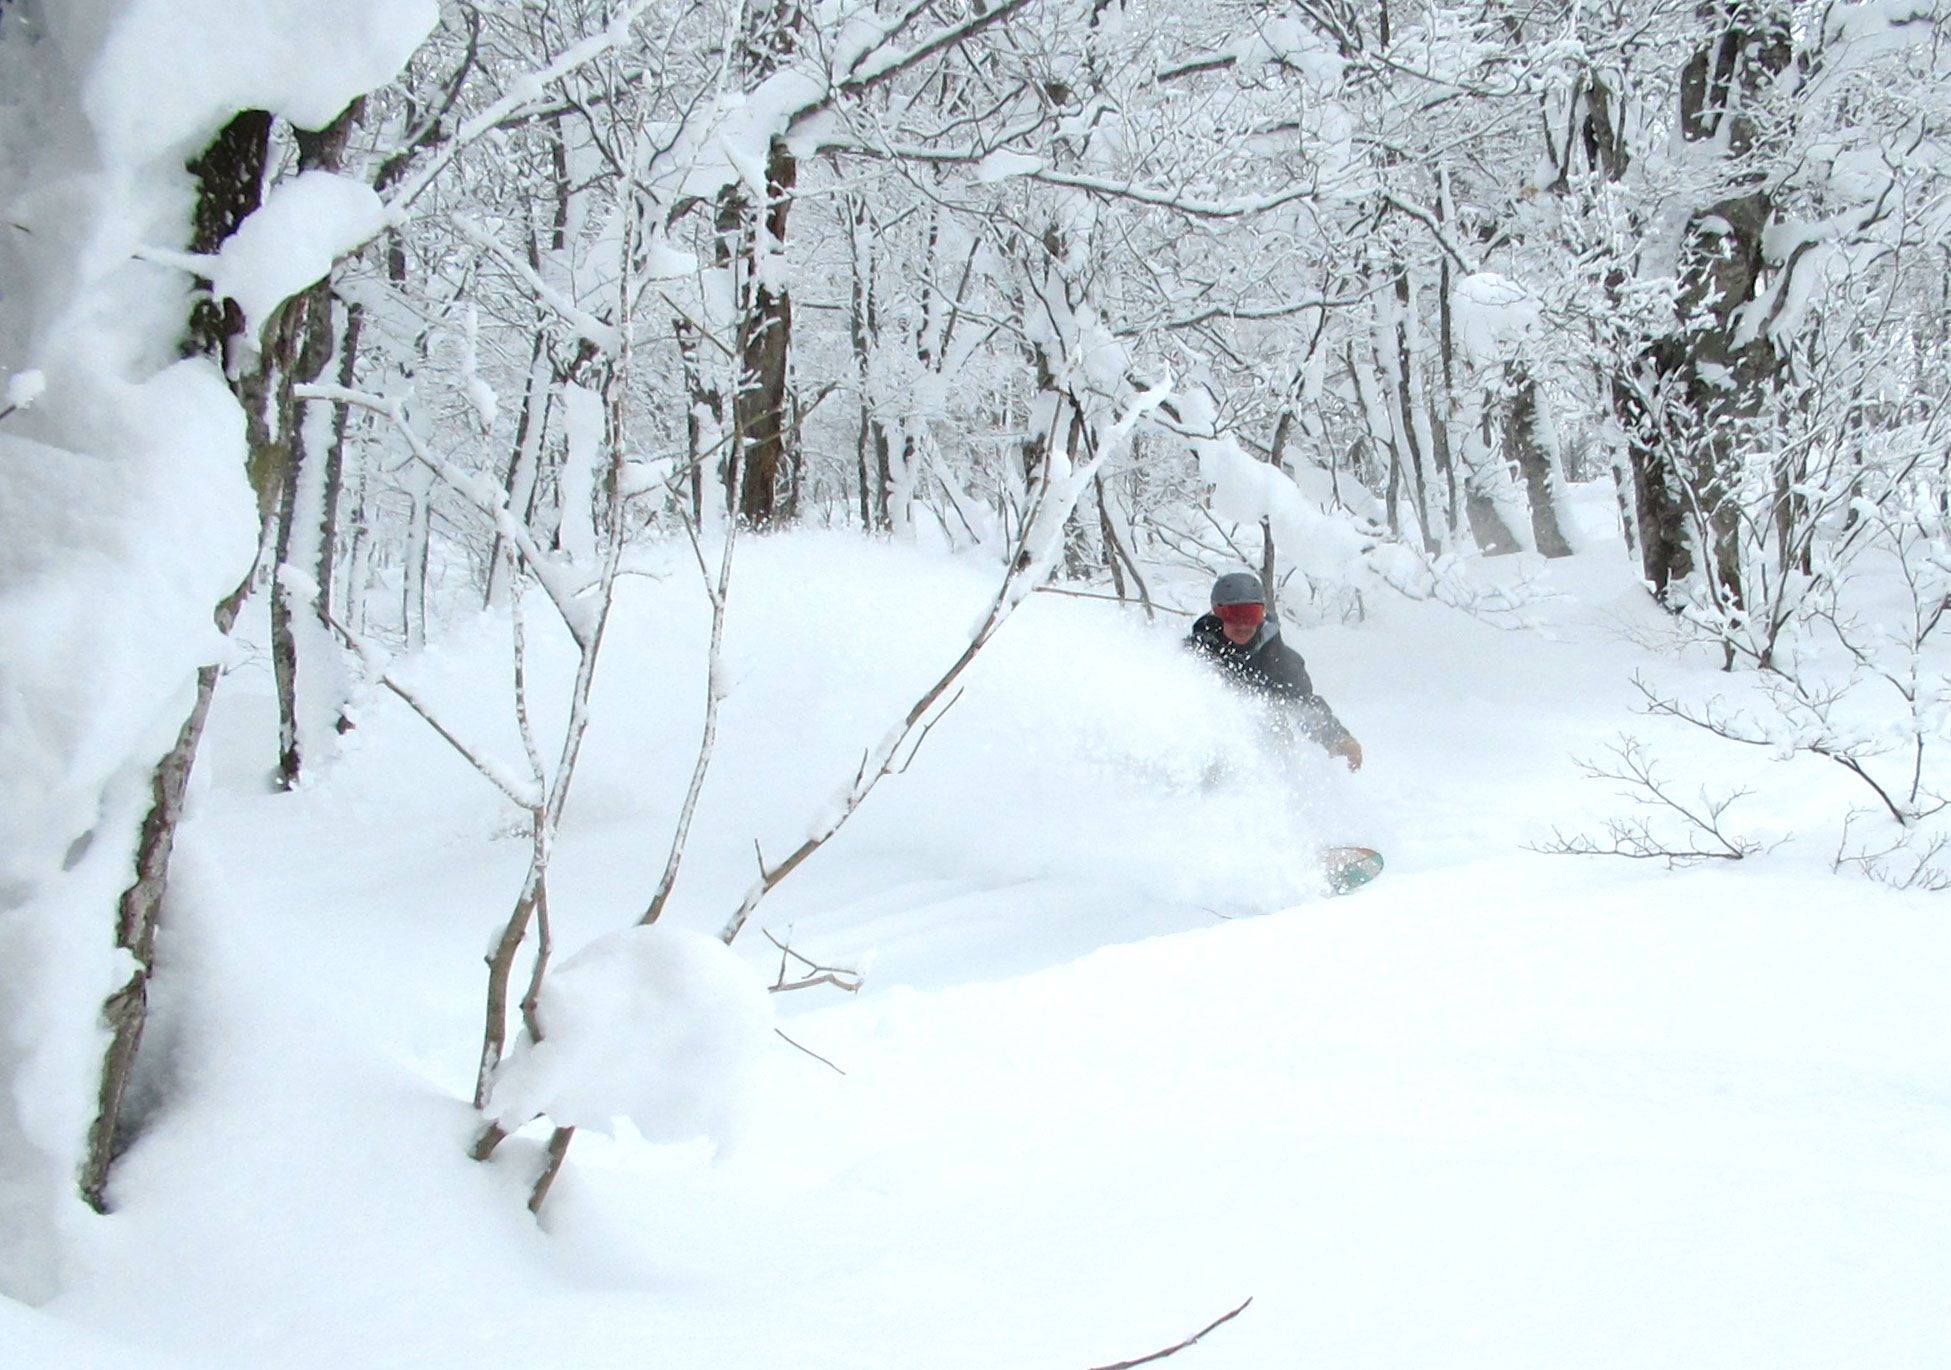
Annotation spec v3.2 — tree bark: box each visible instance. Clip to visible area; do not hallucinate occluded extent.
[1388,273,1440,554]
[733,136,797,526]
[317,301,364,625]
[80,663,220,1211]
[268,107,361,788]
[1506,369,1573,557]
[182,111,273,363]
[845,193,894,531]
[1625,1,1792,606]
[724,1,804,525]
[82,110,273,1210]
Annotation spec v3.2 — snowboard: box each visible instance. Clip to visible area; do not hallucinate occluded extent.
[1319,845,1385,895]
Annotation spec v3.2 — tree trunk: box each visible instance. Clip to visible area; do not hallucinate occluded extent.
[401,464,433,651]
[676,317,721,523]
[81,661,219,1211]
[1506,369,1574,558]
[1623,1,1792,607]
[844,194,894,531]
[182,111,273,363]
[1618,367,1691,596]
[487,335,552,605]
[82,110,273,1210]
[727,0,804,526]
[268,109,360,788]
[735,139,797,526]
[317,300,363,625]
[1387,275,1440,554]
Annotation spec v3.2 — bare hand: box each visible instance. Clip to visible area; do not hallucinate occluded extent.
[1331,736,1363,772]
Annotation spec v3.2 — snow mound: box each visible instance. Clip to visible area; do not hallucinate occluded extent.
[211,171,387,341]
[70,0,436,163]
[488,924,772,1147]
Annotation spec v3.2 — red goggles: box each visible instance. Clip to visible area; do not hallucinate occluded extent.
[1215,601,1265,629]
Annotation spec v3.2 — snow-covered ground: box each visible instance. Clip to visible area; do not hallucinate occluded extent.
[10,490,1951,1368]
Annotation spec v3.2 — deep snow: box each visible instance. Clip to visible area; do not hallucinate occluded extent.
[9,493,1951,1368]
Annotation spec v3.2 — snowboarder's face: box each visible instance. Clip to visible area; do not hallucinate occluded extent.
[1215,601,1264,644]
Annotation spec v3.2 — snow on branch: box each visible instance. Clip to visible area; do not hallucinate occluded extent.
[382,0,662,214]
[640,503,740,928]
[451,217,621,354]
[295,383,599,643]
[825,0,1039,99]
[315,597,544,812]
[134,172,387,349]
[1366,545,1553,630]
[1379,192,1479,273]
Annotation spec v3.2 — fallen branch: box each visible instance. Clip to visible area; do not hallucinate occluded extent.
[763,927,865,994]
[1088,1297,1254,1370]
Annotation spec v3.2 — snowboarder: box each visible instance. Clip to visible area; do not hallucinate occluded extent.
[1186,570,1363,772]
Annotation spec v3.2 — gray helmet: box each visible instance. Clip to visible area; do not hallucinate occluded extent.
[1210,571,1266,608]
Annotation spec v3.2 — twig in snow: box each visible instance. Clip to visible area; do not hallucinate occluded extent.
[1832,808,1951,891]
[762,927,864,994]
[774,1028,847,1076]
[1527,736,1764,866]
[1087,1297,1254,1370]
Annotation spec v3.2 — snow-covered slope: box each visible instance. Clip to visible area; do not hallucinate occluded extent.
[12,500,1951,1368]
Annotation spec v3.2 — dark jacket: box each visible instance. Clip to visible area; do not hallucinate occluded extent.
[1186,613,1351,750]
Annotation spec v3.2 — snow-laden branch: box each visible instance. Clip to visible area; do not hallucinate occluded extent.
[382,0,662,215]
[313,594,544,811]
[295,383,598,644]
[1379,192,1478,272]
[822,0,1038,102]
[1028,166,1323,220]
[834,151,1331,219]
[1154,287,1371,333]
[451,217,621,354]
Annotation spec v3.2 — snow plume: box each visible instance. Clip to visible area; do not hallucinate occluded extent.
[0,0,430,1302]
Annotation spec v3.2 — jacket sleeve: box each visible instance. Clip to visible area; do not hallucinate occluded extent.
[1268,642,1351,749]
[1293,694,1351,749]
